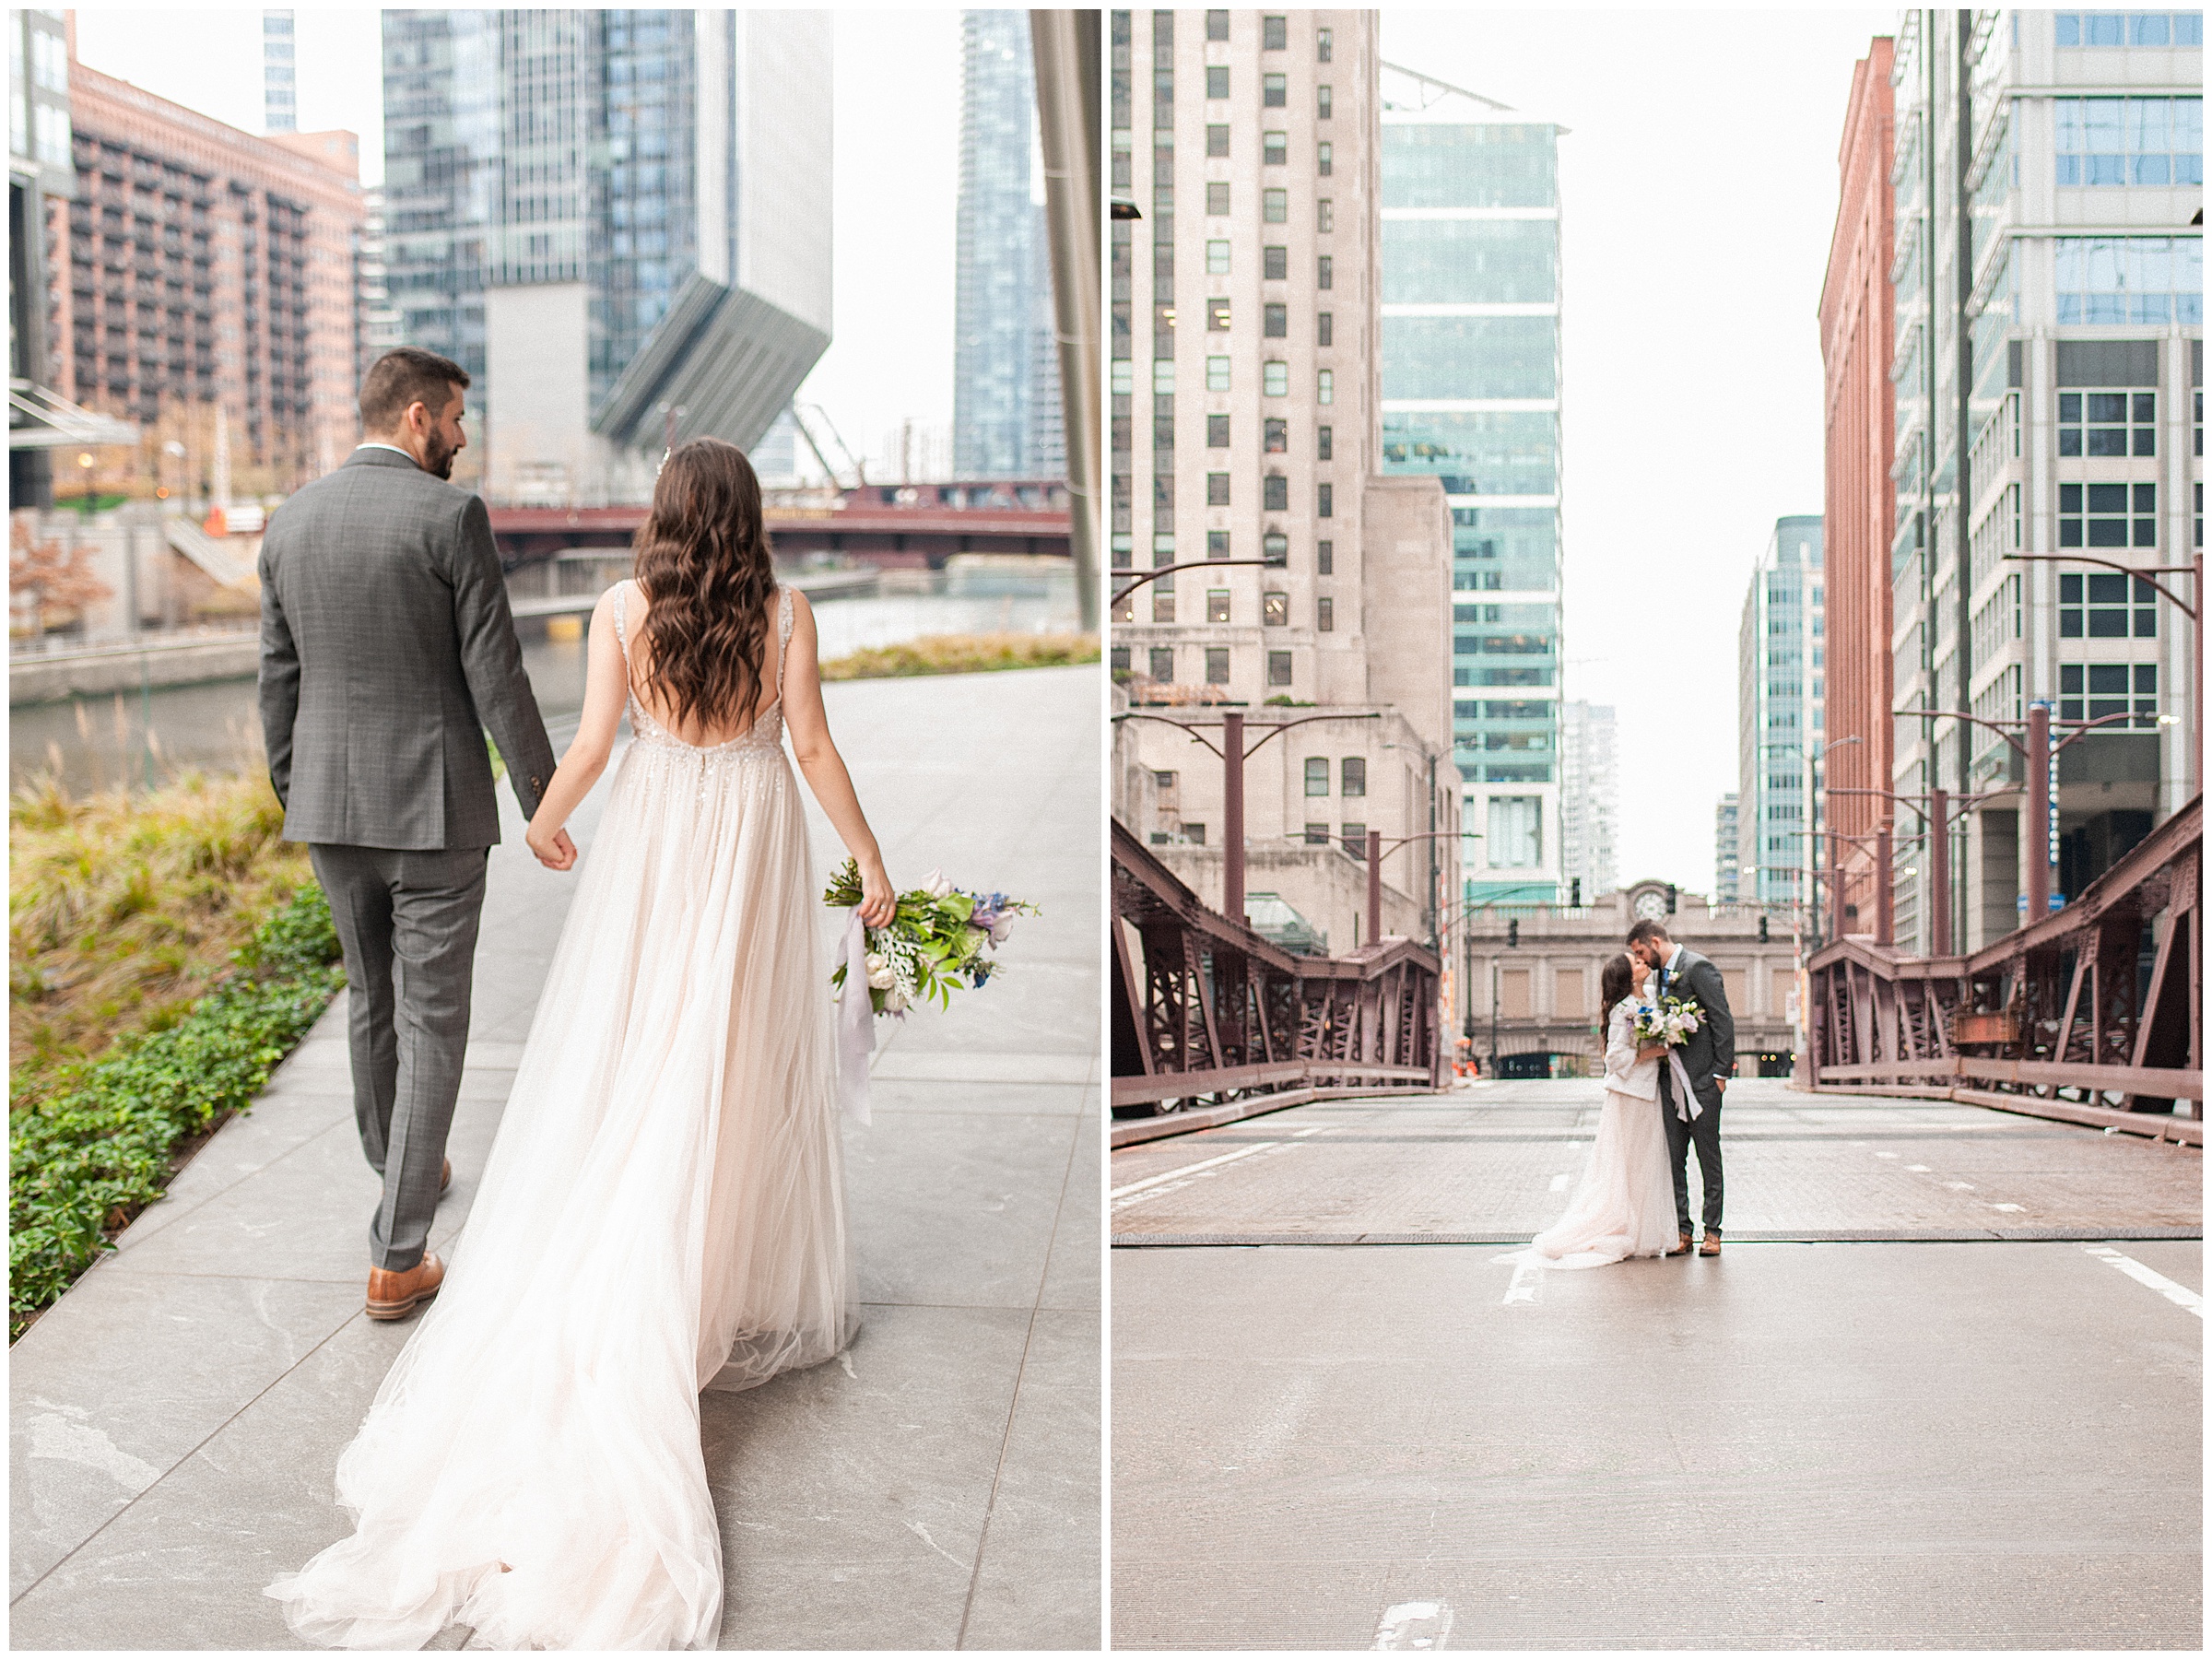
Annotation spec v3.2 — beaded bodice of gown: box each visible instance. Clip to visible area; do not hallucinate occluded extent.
[615,578,792,757]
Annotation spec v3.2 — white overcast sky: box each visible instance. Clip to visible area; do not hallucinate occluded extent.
[69,6,962,479]
[1384,7,1895,895]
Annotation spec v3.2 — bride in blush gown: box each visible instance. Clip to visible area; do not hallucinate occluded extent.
[1526,952,1678,1268]
[266,439,897,1650]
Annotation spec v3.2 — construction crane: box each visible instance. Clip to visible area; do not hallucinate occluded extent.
[789,403,867,491]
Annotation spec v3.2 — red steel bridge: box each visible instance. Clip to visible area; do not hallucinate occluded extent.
[488,480,1071,568]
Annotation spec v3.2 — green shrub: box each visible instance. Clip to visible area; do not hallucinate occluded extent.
[820,631,1100,680]
[8,884,344,1338]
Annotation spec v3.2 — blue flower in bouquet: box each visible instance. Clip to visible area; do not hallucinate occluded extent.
[823,859,1037,1018]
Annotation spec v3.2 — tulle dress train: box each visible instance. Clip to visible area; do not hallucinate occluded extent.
[266,585,854,1650]
[1524,998,1678,1269]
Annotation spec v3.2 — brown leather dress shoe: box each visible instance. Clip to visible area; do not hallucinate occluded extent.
[1700,1232,1722,1256]
[441,1158,452,1195]
[366,1254,444,1322]
[1666,1231,1694,1257]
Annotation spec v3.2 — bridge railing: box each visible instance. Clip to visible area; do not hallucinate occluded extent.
[1111,818,1442,1117]
[1805,794,2200,1142]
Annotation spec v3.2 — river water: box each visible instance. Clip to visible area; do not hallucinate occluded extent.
[12,569,1078,795]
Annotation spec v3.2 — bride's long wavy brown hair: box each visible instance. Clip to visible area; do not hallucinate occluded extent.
[630,438,776,732]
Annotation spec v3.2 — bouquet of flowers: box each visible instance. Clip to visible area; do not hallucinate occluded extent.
[1634,995,1704,1050]
[823,858,1039,1018]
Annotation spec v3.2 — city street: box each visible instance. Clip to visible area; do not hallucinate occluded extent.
[10,665,1101,1651]
[1112,1082,2202,1649]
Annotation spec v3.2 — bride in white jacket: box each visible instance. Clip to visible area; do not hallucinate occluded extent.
[1527,952,1681,1267]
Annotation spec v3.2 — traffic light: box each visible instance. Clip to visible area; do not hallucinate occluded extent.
[1570,877,1582,907]
[1507,918,1519,948]
[1665,883,1677,915]
[1759,913,1770,944]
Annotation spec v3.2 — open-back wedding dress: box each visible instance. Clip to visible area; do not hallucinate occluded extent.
[1525,995,1677,1268]
[268,583,854,1650]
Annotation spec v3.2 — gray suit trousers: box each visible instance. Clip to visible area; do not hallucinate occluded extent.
[310,843,488,1271]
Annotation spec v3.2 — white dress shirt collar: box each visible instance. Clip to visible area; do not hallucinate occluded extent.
[354,441,418,463]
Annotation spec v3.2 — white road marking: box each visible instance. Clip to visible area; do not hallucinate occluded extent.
[1548,1172,1571,1193]
[1988,1202,2025,1212]
[1374,1600,1454,1650]
[1502,1255,1543,1306]
[1906,1164,1932,1172]
[1110,1140,1283,1200]
[1874,1151,1899,1160]
[1944,1181,1975,1191]
[2085,1245,2204,1318]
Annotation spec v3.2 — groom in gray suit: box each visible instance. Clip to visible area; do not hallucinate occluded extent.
[1627,917,1735,1257]
[259,347,564,1321]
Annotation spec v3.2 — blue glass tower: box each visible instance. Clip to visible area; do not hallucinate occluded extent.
[1378,64,1564,906]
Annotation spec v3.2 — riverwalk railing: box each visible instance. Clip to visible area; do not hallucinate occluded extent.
[1111,818,1442,1116]
[1805,794,2201,1143]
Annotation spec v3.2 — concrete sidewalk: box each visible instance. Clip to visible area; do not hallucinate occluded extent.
[10,665,1101,1651]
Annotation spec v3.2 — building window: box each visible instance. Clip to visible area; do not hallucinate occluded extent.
[1488,796,1543,867]
[1206,240,1230,275]
[1304,821,1329,844]
[1318,539,1334,574]
[1193,471,1222,508]
[1149,647,1175,681]
[1153,591,1175,623]
[1205,647,1230,685]
[1264,418,1288,453]
[1316,425,1334,461]
[1264,591,1288,627]
[1263,188,1288,223]
[1316,26,1333,61]
[2053,236,2204,324]
[2057,389,2155,456]
[1209,530,1232,559]
[1317,595,1335,631]
[2058,482,2156,547]
[1111,645,1132,673]
[2053,97,2202,187]
[1206,181,1230,216]
[1262,13,1288,49]
[1206,295,1231,330]
[1206,124,1230,159]
[1264,530,1288,564]
[1264,244,1288,280]
[1317,482,1334,518]
[1263,72,1287,107]
[2059,662,2159,724]
[1264,302,1288,337]
[1340,756,1366,797]
[1317,197,1334,233]
[1206,588,1231,624]
[1317,254,1333,289]
[1264,472,1289,509]
[1305,757,1329,796]
[2059,571,2159,636]
[1207,414,1230,447]
[1206,354,1231,390]
[1318,140,1334,176]
[1267,650,1293,686]
[1154,359,1175,394]
[1341,823,1368,858]
[1318,84,1333,120]
[1317,368,1335,404]
[1264,360,1289,396]
[1154,529,1177,560]
[1206,65,1230,100]
[2054,12,2204,47]
[1263,130,1288,167]
[1182,822,1207,844]
[1206,9,1230,42]
[1317,312,1333,347]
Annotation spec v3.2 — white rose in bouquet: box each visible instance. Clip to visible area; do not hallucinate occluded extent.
[865,951,894,991]
[921,869,954,900]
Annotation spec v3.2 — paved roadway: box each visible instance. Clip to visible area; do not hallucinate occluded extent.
[1112,1080,2202,1650]
[11,665,1101,1651]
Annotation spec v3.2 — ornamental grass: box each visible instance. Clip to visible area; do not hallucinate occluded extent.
[819,631,1100,681]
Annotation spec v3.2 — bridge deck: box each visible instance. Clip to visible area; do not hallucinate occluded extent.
[1111,1080,2201,1244]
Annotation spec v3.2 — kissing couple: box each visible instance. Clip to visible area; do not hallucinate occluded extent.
[1522,917,1737,1268]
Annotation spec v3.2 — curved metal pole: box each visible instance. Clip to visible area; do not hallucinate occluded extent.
[1110,559,1272,608]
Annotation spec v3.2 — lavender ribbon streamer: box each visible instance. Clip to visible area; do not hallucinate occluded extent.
[1666,1048,1704,1123]
[835,911,874,1127]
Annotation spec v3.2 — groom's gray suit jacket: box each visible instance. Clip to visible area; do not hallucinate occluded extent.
[1656,947,1737,1111]
[257,446,557,847]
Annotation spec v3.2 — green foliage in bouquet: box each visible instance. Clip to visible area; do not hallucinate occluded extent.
[822,857,1038,1016]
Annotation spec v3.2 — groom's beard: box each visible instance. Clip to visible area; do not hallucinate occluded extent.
[422,433,459,479]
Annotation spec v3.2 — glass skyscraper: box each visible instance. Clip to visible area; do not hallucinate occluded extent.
[1738,516,1825,911]
[1378,64,1565,906]
[954,10,1063,479]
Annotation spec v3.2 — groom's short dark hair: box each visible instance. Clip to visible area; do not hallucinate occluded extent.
[1627,918,1670,948]
[359,347,469,433]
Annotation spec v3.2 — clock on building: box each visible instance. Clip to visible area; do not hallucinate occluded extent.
[1632,889,1670,923]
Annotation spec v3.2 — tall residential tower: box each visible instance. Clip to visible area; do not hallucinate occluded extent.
[1738,516,1826,912]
